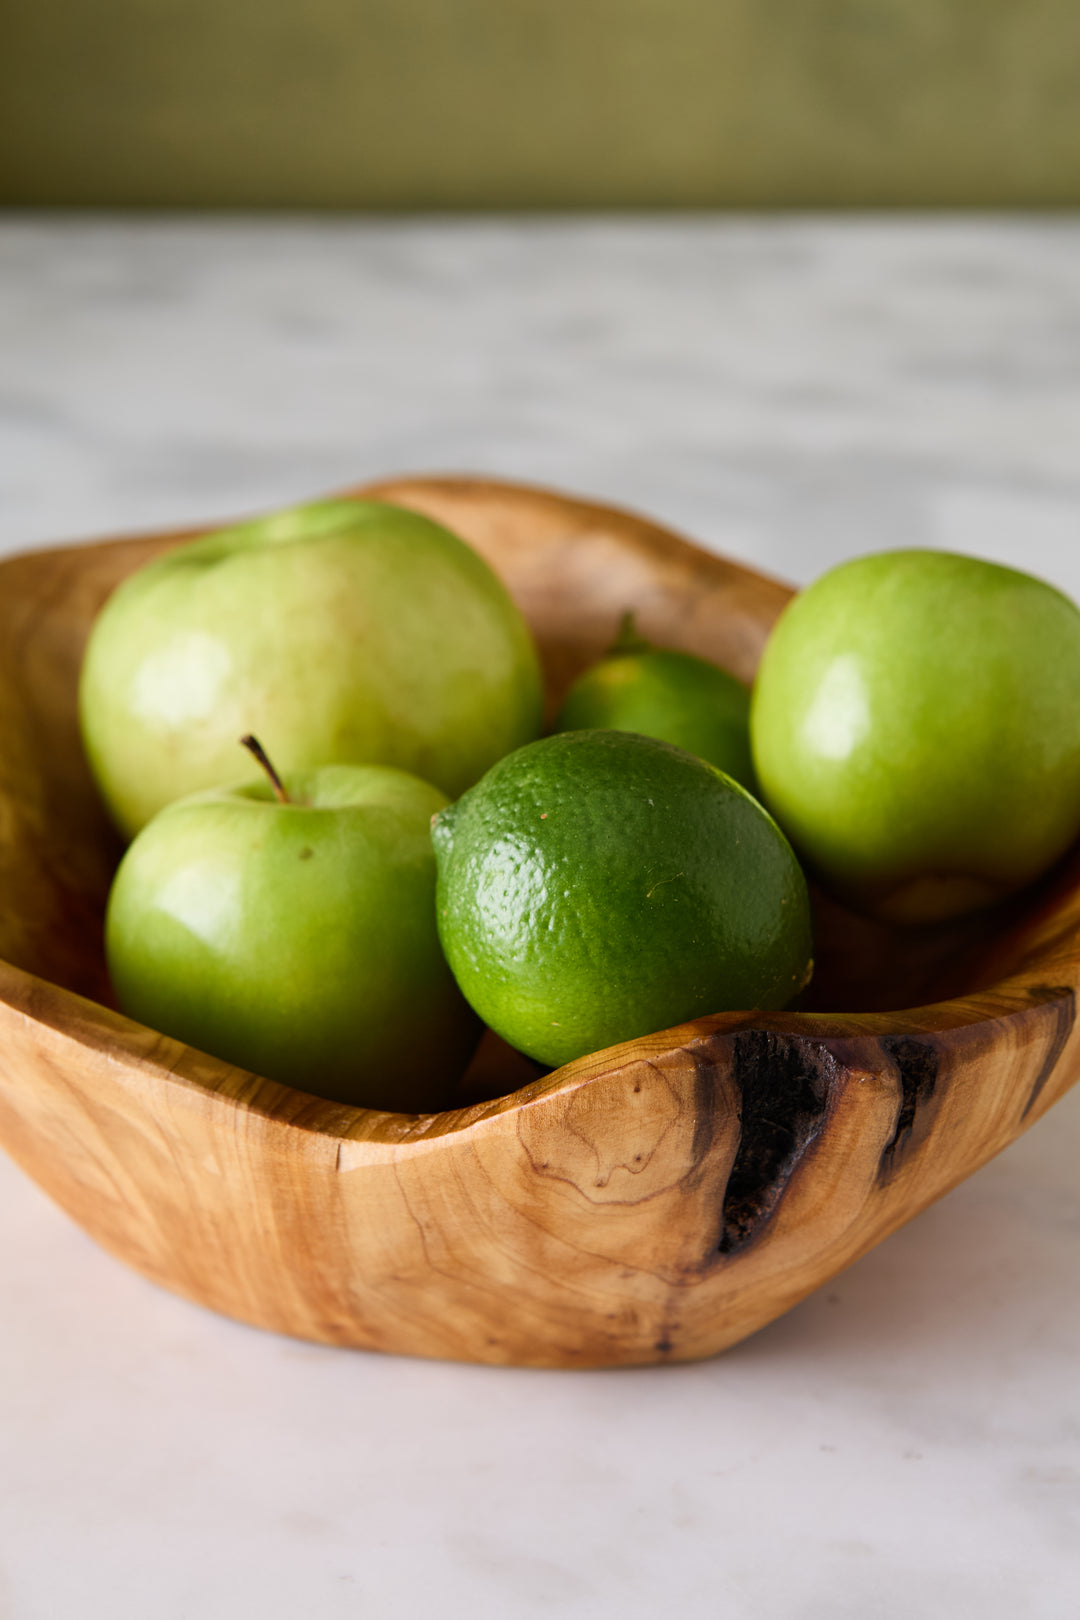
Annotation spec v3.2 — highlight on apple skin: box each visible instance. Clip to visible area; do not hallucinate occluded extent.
[105,759,481,1113]
[750,549,1080,924]
[79,498,544,840]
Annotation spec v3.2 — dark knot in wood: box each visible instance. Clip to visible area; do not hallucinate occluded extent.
[719,1030,833,1253]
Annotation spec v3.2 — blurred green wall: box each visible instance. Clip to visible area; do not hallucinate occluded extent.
[3,0,1079,207]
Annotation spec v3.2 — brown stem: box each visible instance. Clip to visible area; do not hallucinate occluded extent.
[240,735,290,805]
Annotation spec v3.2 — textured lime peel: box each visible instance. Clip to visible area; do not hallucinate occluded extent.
[432,730,812,1069]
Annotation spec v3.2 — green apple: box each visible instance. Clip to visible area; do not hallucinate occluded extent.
[751,549,1080,924]
[554,617,755,790]
[80,499,544,839]
[105,751,480,1111]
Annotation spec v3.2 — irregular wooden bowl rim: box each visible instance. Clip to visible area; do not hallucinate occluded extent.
[0,474,1077,1368]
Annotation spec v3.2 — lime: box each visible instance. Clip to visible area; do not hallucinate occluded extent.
[555,618,755,790]
[431,730,812,1069]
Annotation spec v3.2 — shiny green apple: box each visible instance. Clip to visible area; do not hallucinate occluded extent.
[750,550,1080,923]
[105,758,480,1111]
[80,499,544,839]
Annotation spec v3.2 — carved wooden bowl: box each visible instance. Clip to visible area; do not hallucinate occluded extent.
[1,476,1078,1368]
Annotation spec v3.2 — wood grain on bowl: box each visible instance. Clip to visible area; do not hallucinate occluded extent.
[0,476,1077,1368]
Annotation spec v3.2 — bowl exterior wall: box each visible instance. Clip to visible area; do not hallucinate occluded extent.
[1,478,1079,1366]
[0,961,1075,1367]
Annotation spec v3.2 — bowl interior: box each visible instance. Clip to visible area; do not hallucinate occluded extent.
[2,478,1075,1109]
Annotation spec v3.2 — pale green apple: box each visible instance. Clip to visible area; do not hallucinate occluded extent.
[106,760,480,1112]
[751,550,1080,923]
[80,499,543,839]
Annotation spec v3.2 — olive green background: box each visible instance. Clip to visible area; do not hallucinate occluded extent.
[3,0,1079,207]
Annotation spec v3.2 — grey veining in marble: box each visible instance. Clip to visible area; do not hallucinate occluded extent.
[1,216,1079,1620]
[3,217,1080,599]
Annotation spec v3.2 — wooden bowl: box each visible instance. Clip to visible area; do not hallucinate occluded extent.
[1,476,1078,1369]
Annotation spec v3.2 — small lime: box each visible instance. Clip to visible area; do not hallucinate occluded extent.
[555,624,755,790]
[431,730,812,1069]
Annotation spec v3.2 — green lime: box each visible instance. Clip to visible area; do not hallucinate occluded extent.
[431,730,812,1069]
[554,618,756,790]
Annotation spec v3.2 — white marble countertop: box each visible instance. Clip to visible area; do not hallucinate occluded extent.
[2,216,1079,1618]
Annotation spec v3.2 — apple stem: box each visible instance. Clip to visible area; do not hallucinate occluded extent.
[240,735,290,805]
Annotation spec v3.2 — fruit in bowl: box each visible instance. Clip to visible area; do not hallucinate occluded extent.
[106,741,479,1113]
[0,477,1078,1370]
[433,729,811,1068]
[78,497,544,839]
[554,615,756,791]
[751,550,1080,924]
